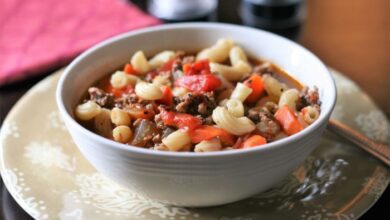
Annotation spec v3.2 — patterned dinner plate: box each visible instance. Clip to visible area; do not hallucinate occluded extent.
[0,69,389,220]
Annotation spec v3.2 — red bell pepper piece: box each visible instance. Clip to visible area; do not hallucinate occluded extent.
[244,74,265,103]
[241,135,267,148]
[275,105,303,136]
[190,125,235,145]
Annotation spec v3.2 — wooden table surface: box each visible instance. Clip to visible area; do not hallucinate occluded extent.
[0,0,388,219]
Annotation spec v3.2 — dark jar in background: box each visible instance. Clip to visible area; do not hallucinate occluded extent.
[239,0,306,40]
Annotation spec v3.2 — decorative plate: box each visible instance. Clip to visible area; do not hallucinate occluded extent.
[0,69,389,220]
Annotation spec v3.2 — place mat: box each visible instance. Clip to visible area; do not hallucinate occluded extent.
[0,0,160,86]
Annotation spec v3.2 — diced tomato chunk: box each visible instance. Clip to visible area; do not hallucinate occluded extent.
[160,109,202,131]
[183,59,210,75]
[123,64,137,75]
[183,63,191,74]
[157,86,173,105]
[174,74,221,92]
[159,59,175,72]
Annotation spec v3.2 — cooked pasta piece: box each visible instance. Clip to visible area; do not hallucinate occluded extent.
[135,82,163,100]
[172,87,189,97]
[297,113,308,128]
[75,101,101,121]
[162,129,191,151]
[230,83,253,102]
[94,108,113,138]
[229,46,248,66]
[218,98,229,106]
[112,125,133,143]
[149,51,175,68]
[110,71,139,89]
[301,106,320,124]
[194,138,222,152]
[226,99,244,117]
[234,61,252,76]
[152,74,171,86]
[278,89,299,110]
[212,106,255,135]
[154,144,169,151]
[210,62,251,81]
[130,51,151,74]
[111,107,131,126]
[262,74,287,98]
[196,38,234,63]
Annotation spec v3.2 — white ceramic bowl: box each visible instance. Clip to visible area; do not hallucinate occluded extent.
[56,23,336,207]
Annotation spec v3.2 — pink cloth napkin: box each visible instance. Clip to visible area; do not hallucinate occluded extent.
[0,0,161,85]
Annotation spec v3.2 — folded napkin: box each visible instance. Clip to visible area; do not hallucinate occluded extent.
[0,0,160,86]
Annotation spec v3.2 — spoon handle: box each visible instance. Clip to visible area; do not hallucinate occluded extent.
[327,119,390,167]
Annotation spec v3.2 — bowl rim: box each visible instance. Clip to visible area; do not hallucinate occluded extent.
[56,22,337,158]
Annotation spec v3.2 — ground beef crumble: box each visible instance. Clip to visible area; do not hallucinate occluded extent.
[114,93,139,108]
[248,104,281,141]
[296,86,320,110]
[174,92,217,116]
[88,87,114,108]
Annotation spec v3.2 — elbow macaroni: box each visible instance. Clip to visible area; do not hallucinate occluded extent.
[301,106,319,124]
[135,82,163,100]
[263,74,287,98]
[194,138,222,152]
[172,87,188,97]
[94,108,113,138]
[212,106,255,135]
[149,51,175,69]
[210,61,251,81]
[110,71,139,89]
[226,99,244,117]
[230,83,253,102]
[131,51,151,74]
[229,46,249,66]
[196,38,234,62]
[112,125,133,143]
[152,74,171,87]
[209,46,251,81]
[162,129,191,151]
[75,101,101,121]
[278,89,299,110]
[111,107,131,126]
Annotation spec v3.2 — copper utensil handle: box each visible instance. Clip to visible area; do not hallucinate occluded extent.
[328,119,390,167]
